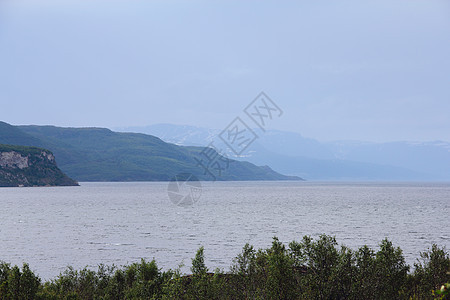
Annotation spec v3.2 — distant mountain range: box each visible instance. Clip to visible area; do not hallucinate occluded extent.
[115,124,450,181]
[0,121,301,182]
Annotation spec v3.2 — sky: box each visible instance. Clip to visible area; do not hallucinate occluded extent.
[1,0,449,142]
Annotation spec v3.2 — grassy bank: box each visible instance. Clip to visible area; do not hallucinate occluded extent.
[1,235,449,299]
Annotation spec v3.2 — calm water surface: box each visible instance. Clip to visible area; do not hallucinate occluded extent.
[0,181,449,279]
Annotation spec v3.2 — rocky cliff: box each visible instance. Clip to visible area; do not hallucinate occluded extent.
[0,144,78,187]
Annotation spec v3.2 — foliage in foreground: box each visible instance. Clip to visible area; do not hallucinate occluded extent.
[0,235,449,299]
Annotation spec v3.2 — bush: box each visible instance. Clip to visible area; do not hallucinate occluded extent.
[0,263,40,300]
[290,234,340,299]
[410,244,450,299]
[1,236,449,299]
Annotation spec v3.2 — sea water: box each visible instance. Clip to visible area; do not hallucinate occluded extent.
[0,181,449,279]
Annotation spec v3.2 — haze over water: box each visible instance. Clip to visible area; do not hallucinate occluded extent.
[1,181,449,279]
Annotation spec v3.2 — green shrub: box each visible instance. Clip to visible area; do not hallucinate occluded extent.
[1,236,449,299]
[411,244,450,299]
[0,263,40,300]
[353,245,377,299]
[289,234,340,299]
[374,239,409,299]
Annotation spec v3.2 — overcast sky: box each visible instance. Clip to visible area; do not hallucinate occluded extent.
[1,0,449,142]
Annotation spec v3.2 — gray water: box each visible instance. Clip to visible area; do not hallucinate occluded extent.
[0,181,449,279]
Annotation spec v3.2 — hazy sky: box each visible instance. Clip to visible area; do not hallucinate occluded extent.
[1,0,449,142]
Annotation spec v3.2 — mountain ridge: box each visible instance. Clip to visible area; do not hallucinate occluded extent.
[116,124,450,181]
[0,121,302,182]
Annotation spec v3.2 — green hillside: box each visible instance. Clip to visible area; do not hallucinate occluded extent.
[0,121,42,146]
[0,143,78,187]
[0,121,301,181]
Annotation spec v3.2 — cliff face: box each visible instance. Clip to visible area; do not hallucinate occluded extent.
[0,144,78,187]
